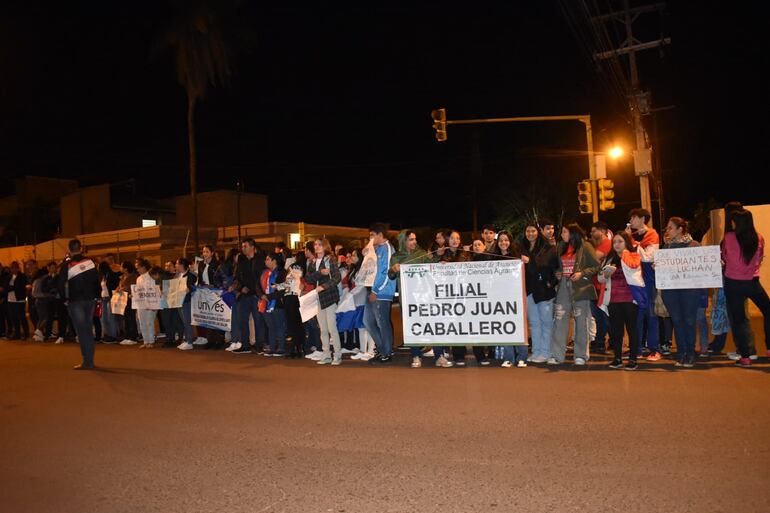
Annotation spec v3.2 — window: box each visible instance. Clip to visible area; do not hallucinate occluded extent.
[142,219,157,228]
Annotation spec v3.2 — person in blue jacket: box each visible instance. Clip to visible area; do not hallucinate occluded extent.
[365,223,397,364]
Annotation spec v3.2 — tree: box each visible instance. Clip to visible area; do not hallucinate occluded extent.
[165,0,232,256]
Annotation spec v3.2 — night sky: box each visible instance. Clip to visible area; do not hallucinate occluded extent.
[1,2,764,235]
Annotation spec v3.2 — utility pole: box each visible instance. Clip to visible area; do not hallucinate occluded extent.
[593,0,670,226]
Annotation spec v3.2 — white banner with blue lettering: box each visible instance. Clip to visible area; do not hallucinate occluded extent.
[399,259,526,346]
[191,288,235,331]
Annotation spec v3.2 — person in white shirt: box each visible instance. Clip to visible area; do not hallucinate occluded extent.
[135,259,159,348]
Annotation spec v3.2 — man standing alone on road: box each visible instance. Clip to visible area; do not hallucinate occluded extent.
[58,239,100,370]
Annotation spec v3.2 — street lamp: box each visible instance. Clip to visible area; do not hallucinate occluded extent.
[608,146,624,159]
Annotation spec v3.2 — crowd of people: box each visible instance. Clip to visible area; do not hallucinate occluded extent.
[1,204,768,371]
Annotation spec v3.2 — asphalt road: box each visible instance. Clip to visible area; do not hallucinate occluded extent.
[2,336,769,513]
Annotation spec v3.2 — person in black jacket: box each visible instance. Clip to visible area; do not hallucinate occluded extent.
[97,261,121,343]
[518,222,560,363]
[231,239,267,354]
[0,263,9,338]
[58,239,100,370]
[260,252,288,356]
[5,261,29,339]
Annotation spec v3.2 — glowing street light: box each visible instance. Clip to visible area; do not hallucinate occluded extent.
[608,146,624,159]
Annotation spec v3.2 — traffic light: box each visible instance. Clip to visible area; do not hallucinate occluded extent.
[431,108,447,142]
[577,180,593,214]
[597,178,615,211]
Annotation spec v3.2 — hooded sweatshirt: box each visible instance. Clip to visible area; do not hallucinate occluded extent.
[388,230,431,281]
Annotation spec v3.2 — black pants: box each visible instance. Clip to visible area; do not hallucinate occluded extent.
[608,302,639,361]
[0,301,7,336]
[118,299,138,341]
[56,300,73,338]
[452,346,490,363]
[8,302,29,338]
[724,277,770,358]
[35,297,55,335]
[283,295,306,354]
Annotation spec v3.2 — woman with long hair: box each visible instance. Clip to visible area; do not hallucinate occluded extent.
[517,223,560,365]
[598,231,644,370]
[660,217,702,368]
[548,223,601,365]
[218,248,241,351]
[305,238,342,365]
[722,209,770,368]
[490,230,528,367]
[440,230,472,366]
[344,247,376,361]
[430,229,452,262]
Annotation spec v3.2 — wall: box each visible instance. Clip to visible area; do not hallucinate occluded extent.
[60,184,143,236]
[174,191,268,228]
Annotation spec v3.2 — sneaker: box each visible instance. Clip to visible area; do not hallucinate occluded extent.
[736,357,752,368]
[340,348,356,354]
[624,360,638,371]
[480,359,491,366]
[192,337,208,346]
[698,351,710,359]
[682,355,696,368]
[728,352,758,361]
[305,350,325,361]
[120,339,138,346]
[574,357,586,366]
[674,358,685,367]
[423,349,435,358]
[529,355,548,363]
[454,360,466,367]
[501,360,513,368]
[370,355,393,364]
[331,359,342,366]
[231,346,252,354]
[411,357,422,368]
[516,360,527,368]
[156,332,166,339]
[55,337,65,345]
[435,356,453,368]
[140,343,155,349]
[645,352,662,361]
[350,352,364,360]
[33,334,44,342]
[546,357,560,365]
[225,342,241,352]
[271,351,286,358]
[317,357,332,365]
[358,352,375,362]
[608,359,623,369]
[34,329,43,339]
[660,344,672,356]
[177,342,194,351]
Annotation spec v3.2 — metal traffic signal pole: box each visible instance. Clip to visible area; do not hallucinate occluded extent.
[432,112,599,222]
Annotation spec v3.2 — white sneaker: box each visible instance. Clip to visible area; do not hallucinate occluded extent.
[574,357,587,366]
[501,360,513,368]
[727,352,758,361]
[435,356,453,368]
[177,342,194,351]
[33,334,44,342]
[340,348,356,354]
[120,339,137,346]
[423,349,435,358]
[517,360,527,368]
[192,337,208,346]
[350,352,364,360]
[546,357,560,365]
[54,337,64,345]
[34,329,43,338]
[455,360,466,367]
[305,350,325,361]
[411,357,422,368]
[358,352,374,361]
[529,355,548,363]
[225,342,241,352]
[156,332,166,339]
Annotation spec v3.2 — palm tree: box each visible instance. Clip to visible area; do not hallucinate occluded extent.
[166,0,232,256]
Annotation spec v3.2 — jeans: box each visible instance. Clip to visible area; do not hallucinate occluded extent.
[724,277,770,358]
[262,309,286,353]
[550,279,591,362]
[137,309,157,344]
[316,304,341,361]
[69,300,96,366]
[637,263,659,352]
[661,288,700,359]
[502,344,528,363]
[99,298,118,339]
[528,294,554,359]
[238,295,266,348]
[608,302,639,361]
[304,317,321,354]
[364,300,393,358]
[590,300,609,348]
